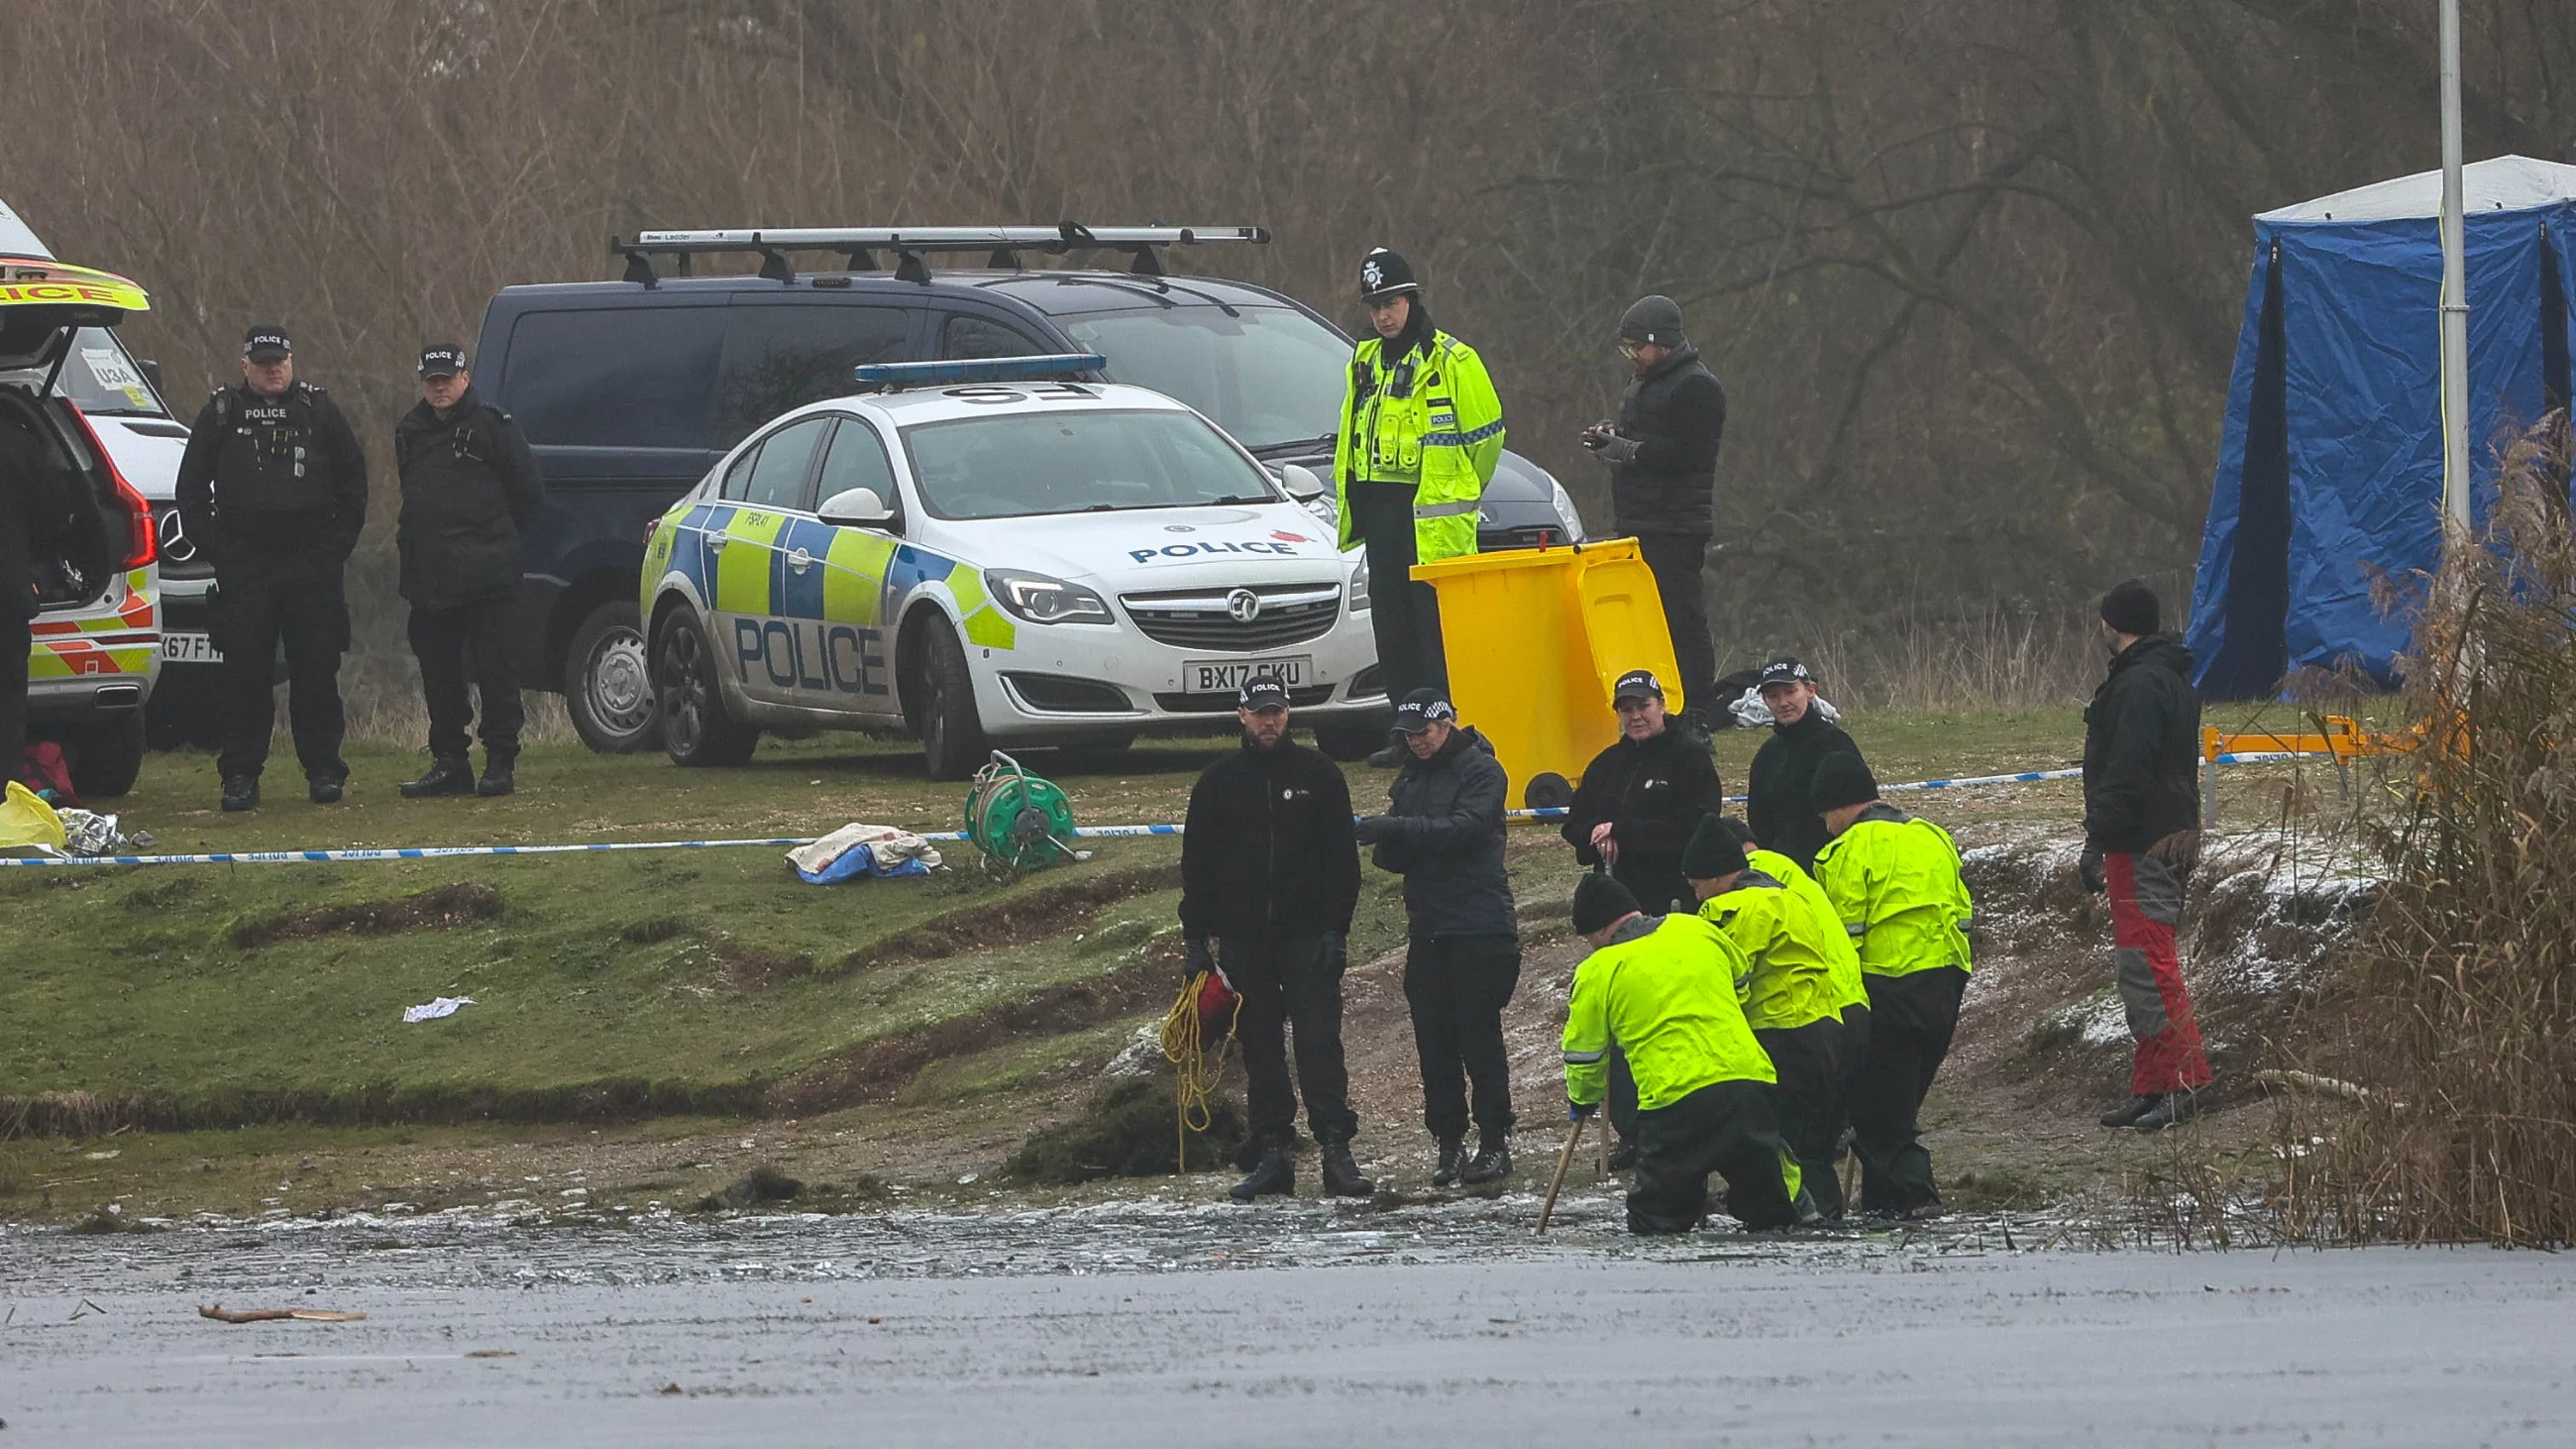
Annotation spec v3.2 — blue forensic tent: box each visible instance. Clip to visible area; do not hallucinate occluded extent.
[2188,156,2576,699]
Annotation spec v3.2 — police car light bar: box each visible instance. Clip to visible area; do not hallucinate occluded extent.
[610,224,1267,283]
[850,354,1108,390]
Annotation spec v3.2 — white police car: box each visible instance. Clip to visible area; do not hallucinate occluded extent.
[640,356,1387,778]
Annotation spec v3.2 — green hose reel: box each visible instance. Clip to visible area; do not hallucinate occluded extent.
[963,751,1079,873]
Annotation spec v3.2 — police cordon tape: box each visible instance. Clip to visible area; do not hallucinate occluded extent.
[0,752,2311,869]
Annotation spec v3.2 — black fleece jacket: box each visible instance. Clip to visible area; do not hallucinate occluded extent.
[1561,724,1724,915]
[1746,708,1867,872]
[2083,633,2202,852]
[1180,735,1360,941]
[1373,725,1516,939]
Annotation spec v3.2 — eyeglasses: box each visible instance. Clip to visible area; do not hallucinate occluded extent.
[1618,341,1643,360]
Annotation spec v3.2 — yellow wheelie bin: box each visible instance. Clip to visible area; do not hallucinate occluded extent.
[1412,538,1680,810]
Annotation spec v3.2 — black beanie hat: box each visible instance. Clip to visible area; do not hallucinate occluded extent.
[1718,816,1757,848]
[2099,578,2160,637]
[1619,294,1685,346]
[1680,815,1749,880]
[1571,872,1642,936]
[1810,751,1880,813]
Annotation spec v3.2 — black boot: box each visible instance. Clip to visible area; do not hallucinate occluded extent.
[1460,1132,1512,1185]
[401,755,476,799]
[2099,1094,2160,1128]
[1319,1139,1374,1198]
[220,775,260,813]
[2132,1083,2216,1132]
[476,749,517,797]
[307,771,346,805]
[1229,1141,1295,1201]
[1432,1137,1466,1188]
[1366,742,1407,769]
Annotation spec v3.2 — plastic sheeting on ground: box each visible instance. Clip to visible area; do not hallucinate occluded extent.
[787,824,943,884]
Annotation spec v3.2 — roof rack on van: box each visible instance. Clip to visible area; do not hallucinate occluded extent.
[607,223,1269,286]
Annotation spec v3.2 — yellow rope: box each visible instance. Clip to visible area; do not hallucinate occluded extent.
[1161,971,1240,1174]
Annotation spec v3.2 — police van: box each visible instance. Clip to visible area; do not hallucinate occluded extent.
[0,251,161,796]
[642,355,1385,777]
[475,223,1583,755]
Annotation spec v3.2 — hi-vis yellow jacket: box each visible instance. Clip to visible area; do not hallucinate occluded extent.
[1746,847,1870,1018]
[1563,914,1774,1114]
[1697,869,1849,1033]
[1813,805,1976,978]
[1334,330,1505,565]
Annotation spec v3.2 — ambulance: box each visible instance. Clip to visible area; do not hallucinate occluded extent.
[642,356,1384,778]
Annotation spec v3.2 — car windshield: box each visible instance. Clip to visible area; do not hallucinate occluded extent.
[50,327,166,417]
[901,407,1279,520]
[1060,306,1345,452]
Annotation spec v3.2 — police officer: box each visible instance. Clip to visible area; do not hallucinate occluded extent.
[393,345,543,799]
[1179,674,1372,1201]
[1812,752,1976,1220]
[1582,295,1725,727]
[0,416,64,786]
[1356,689,1519,1187]
[1559,667,1724,1170]
[1745,655,1868,871]
[1562,873,1814,1235]
[1333,247,1507,767]
[175,325,368,812]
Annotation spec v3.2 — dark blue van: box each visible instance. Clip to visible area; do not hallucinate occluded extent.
[472,227,1585,752]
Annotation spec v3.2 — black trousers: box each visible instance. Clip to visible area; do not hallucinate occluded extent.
[1636,531,1715,717]
[1756,1017,1855,1221]
[1223,934,1358,1147]
[1,607,28,785]
[1346,482,1448,700]
[1628,1078,1803,1235]
[1402,933,1520,1142]
[408,594,524,760]
[1849,967,1968,1214]
[214,551,348,783]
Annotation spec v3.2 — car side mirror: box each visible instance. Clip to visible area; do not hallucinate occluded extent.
[1279,463,1327,502]
[138,359,164,396]
[817,487,896,528]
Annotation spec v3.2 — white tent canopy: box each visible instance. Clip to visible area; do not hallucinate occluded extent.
[2260,155,2576,225]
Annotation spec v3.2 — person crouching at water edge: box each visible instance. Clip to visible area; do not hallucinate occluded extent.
[1561,873,1819,1234]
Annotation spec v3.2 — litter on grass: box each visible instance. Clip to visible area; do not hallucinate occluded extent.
[787,823,942,884]
[401,995,477,1024]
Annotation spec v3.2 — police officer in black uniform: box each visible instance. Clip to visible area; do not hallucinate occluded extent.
[175,325,368,812]
[1583,295,1726,729]
[1,417,64,787]
[393,344,542,799]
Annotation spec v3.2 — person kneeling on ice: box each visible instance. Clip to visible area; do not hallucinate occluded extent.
[1356,689,1521,1188]
[1811,753,1975,1221]
[1562,873,1816,1235]
[1680,816,1860,1221]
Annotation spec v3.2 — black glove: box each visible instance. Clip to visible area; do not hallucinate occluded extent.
[1184,934,1216,981]
[1596,434,1642,464]
[1567,1099,1598,1122]
[1353,815,1408,846]
[2078,843,2106,895]
[1579,419,1617,451]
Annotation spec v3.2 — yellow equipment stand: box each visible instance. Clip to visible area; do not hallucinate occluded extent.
[1412,538,1682,810]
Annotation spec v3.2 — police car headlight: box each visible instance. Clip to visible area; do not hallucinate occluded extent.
[1549,475,1587,542]
[1347,552,1371,613]
[985,568,1114,625]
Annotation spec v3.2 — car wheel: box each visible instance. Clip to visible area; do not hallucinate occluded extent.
[655,609,759,768]
[65,713,147,798]
[1315,724,1386,762]
[567,601,662,754]
[911,619,988,782]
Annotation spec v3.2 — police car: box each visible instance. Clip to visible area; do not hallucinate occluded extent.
[641,356,1385,778]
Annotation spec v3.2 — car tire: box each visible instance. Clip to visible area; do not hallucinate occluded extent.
[1315,724,1385,762]
[655,609,760,768]
[567,600,662,754]
[65,712,147,798]
[911,619,988,782]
